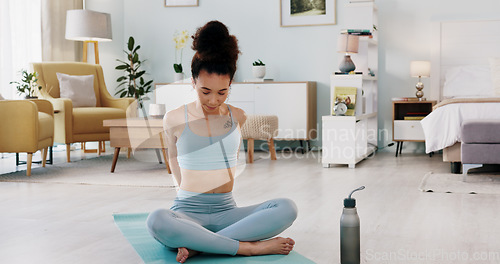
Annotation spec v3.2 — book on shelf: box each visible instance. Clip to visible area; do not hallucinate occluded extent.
[404,116,425,120]
[341,29,372,36]
[391,97,420,101]
[405,112,428,116]
[333,86,357,116]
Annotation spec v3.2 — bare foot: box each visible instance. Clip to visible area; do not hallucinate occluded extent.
[176,247,199,263]
[238,237,295,256]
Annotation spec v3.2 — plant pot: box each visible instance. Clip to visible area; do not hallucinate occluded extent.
[174,72,185,83]
[149,103,166,119]
[252,66,266,79]
[25,96,38,99]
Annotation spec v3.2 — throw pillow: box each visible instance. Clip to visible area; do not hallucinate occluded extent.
[56,72,96,107]
[489,57,500,96]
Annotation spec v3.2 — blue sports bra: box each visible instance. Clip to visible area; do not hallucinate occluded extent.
[176,105,241,170]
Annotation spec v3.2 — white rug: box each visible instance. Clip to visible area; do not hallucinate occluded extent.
[419,170,500,195]
[0,153,176,188]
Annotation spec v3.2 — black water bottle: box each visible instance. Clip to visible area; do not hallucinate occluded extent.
[340,186,365,264]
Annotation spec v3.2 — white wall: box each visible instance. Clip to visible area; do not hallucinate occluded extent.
[86,0,500,151]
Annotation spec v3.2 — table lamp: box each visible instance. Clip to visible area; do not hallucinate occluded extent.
[337,34,359,73]
[65,9,112,64]
[410,60,430,100]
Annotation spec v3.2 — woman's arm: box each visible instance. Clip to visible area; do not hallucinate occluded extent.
[164,110,183,187]
[229,105,247,161]
[231,105,247,128]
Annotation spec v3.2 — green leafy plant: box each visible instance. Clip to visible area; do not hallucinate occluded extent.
[115,36,154,108]
[10,69,42,98]
[252,59,265,66]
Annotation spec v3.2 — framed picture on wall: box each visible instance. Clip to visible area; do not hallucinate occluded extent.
[165,0,198,7]
[280,0,336,27]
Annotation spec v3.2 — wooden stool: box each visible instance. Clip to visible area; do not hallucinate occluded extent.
[241,115,278,163]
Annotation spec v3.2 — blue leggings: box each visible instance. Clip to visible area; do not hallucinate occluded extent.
[146,190,298,256]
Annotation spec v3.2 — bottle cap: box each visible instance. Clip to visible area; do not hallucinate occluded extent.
[344,186,365,208]
[344,198,356,208]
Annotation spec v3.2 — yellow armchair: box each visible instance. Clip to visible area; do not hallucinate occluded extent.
[0,99,54,176]
[31,62,134,162]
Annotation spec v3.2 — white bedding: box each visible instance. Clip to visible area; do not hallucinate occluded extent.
[421,102,500,153]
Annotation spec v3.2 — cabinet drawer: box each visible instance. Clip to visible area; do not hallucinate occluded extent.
[394,120,425,141]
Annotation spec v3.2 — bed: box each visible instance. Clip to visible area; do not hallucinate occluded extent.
[420,19,500,173]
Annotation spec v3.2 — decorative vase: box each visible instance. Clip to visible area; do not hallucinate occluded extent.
[252,66,266,79]
[174,72,184,83]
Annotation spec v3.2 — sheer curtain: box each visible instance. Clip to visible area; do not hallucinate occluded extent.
[0,0,42,99]
[41,0,83,62]
[0,0,82,99]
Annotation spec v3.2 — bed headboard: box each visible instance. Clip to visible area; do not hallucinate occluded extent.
[430,19,500,101]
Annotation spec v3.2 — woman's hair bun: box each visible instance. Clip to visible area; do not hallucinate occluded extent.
[192,20,239,64]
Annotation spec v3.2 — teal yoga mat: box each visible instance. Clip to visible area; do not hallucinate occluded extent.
[113,213,315,264]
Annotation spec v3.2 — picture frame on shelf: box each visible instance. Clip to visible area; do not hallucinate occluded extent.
[164,0,198,7]
[280,0,336,27]
[332,86,357,116]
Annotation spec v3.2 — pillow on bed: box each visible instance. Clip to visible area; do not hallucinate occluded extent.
[489,57,500,95]
[442,65,494,98]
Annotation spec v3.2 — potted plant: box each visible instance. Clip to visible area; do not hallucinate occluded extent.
[173,30,190,82]
[252,59,266,79]
[10,69,42,99]
[115,36,154,109]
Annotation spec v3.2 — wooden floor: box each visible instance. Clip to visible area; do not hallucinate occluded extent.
[1,145,500,264]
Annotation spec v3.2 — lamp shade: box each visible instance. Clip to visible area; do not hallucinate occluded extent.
[410,61,431,77]
[337,34,359,54]
[65,10,112,42]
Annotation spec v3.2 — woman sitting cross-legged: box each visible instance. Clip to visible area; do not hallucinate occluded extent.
[146,20,298,263]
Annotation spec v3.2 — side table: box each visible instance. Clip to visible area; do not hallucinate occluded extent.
[392,100,436,156]
[103,118,171,173]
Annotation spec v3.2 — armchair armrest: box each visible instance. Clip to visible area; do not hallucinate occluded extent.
[102,96,135,111]
[99,84,134,111]
[39,89,73,143]
[28,99,54,116]
[38,89,72,111]
[0,100,39,152]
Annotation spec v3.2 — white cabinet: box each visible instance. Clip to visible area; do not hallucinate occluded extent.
[154,81,317,140]
[323,75,378,169]
[230,82,316,140]
[392,100,436,156]
[322,113,377,168]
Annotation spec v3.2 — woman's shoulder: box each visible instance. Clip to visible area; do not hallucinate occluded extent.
[164,105,186,131]
[227,104,247,126]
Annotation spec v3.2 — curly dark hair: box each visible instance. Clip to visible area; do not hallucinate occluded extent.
[191,21,240,81]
